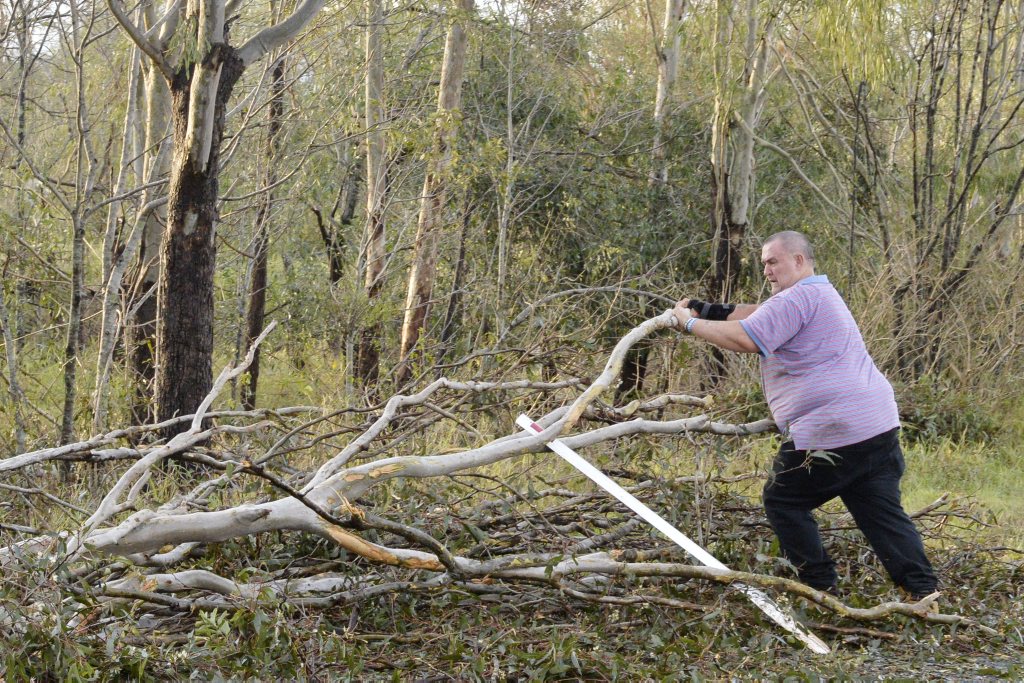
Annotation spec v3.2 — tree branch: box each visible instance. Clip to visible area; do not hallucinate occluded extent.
[236,0,327,67]
[106,0,172,80]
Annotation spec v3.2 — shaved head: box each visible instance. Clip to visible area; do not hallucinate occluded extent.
[764,231,815,263]
[761,231,816,294]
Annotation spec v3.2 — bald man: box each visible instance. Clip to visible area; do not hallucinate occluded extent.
[674,231,937,600]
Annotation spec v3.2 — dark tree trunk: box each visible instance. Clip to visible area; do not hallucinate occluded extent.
[155,49,245,435]
[710,192,745,303]
[314,151,363,285]
[241,56,286,411]
[356,0,387,396]
[129,255,159,426]
[705,172,744,387]
[615,346,650,404]
[354,180,387,393]
[60,217,86,445]
[242,230,270,411]
[437,200,471,368]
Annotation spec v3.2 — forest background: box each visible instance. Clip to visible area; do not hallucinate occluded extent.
[1,0,1023,679]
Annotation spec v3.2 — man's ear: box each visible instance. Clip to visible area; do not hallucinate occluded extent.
[793,253,804,268]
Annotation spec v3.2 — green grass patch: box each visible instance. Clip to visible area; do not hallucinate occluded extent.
[903,436,1024,550]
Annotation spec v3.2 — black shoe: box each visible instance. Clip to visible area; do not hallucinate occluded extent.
[902,588,940,614]
[904,587,939,602]
[813,583,843,599]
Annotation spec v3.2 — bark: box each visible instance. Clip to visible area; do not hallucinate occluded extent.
[398,0,475,386]
[59,215,86,446]
[0,285,27,454]
[438,200,470,366]
[241,55,287,411]
[708,0,771,304]
[155,48,245,431]
[356,0,388,390]
[128,42,173,426]
[702,0,774,385]
[651,0,687,184]
[129,219,163,426]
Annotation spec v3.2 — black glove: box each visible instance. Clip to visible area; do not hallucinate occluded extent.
[687,299,735,321]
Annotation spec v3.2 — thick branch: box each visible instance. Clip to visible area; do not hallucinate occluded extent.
[106,0,172,79]
[236,0,327,67]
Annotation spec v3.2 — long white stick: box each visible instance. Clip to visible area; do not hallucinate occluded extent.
[516,414,830,655]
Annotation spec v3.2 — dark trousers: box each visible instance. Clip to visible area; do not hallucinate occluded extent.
[762,428,937,597]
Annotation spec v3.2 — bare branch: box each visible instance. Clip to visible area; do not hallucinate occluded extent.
[106,0,172,79]
[236,0,327,67]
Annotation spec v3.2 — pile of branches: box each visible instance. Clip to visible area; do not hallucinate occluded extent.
[0,315,1007,664]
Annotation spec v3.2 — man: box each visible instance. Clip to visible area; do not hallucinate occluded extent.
[673,230,937,600]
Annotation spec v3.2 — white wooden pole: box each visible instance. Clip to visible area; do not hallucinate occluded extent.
[516,414,831,655]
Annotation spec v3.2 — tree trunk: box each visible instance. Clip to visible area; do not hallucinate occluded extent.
[60,0,98,446]
[241,55,287,411]
[92,44,144,432]
[155,51,245,431]
[314,146,363,285]
[703,0,773,386]
[105,0,329,433]
[0,286,27,454]
[708,0,770,304]
[129,227,161,426]
[892,0,1024,377]
[356,0,388,392]
[129,33,172,427]
[650,0,686,184]
[438,198,471,366]
[398,0,474,386]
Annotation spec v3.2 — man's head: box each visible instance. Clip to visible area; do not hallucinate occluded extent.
[761,231,815,295]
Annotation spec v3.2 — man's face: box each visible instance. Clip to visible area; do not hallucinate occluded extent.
[761,240,805,295]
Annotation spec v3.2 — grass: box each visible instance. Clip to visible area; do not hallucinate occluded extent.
[903,435,1024,550]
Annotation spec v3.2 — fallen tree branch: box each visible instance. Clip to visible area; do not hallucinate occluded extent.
[1,313,1007,649]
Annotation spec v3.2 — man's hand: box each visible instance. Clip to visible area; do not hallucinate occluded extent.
[673,300,694,331]
[672,298,759,353]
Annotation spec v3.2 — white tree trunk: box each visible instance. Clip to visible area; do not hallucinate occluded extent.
[651,0,686,184]
[709,0,773,300]
[398,0,475,382]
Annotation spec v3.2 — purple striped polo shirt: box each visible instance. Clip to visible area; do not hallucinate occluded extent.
[739,274,899,449]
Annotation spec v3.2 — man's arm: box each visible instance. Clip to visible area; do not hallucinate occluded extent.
[674,300,759,354]
[681,298,759,321]
[725,303,758,321]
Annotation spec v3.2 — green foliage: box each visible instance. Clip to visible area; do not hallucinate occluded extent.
[167,13,209,72]
[184,599,305,677]
[0,544,149,680]
[897,374,1003,443]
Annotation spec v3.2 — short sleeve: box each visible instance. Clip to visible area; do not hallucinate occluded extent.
[739,292,807,356]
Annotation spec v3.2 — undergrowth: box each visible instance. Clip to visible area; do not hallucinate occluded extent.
[2,348,1023,680]
[3,443,1022,681]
